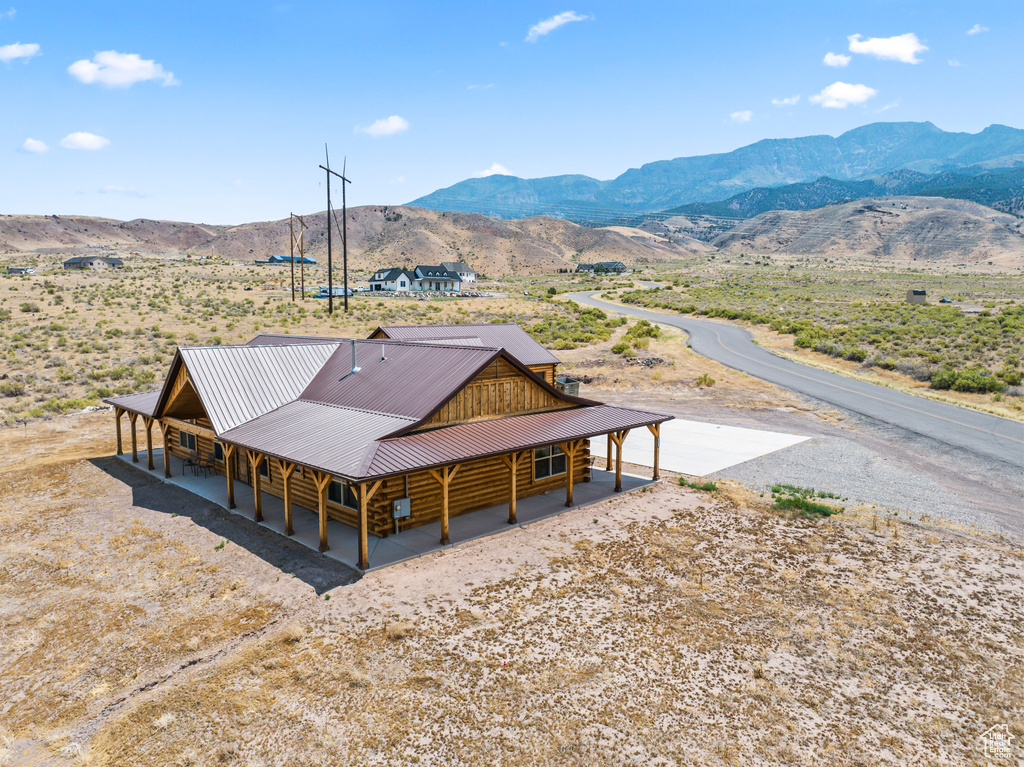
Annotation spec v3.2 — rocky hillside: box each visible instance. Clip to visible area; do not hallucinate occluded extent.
[713,197,1024,265]
[410,122,1024,221]
[0,206,709,276]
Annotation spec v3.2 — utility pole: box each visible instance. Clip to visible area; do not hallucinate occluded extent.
[289,213,307,301]
[289,215,295,301]
[320,146,351,314]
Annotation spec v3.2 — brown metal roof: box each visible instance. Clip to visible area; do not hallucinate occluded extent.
[217,400,416,478]
[171,343,341,433]
[362,405,672,479]
[372,323,560,366]
[298,340,502,421]
[104,388,161,417]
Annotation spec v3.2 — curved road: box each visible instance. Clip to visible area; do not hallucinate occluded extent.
[570,291,1024,468]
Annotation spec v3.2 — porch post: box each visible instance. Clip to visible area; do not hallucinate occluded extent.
[312,471,332,552]
[246,450,264,523]
[501,451,524,524]
[606,433,613,470]
[559,440,580,508]
[647,423,661,480]
[143,416,155,470]
[278,460,296,536]
[429,464,461,545]
[611,429,630,492]
[224,443,237,509]
[356,479,384,570]
[128,411,139,463]
[160,421,172,478]
[114,407,123,455]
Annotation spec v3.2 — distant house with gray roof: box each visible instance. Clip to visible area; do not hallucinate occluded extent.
[63,256,123,270]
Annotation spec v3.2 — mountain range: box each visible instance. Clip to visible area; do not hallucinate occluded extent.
[409,122,1024,222]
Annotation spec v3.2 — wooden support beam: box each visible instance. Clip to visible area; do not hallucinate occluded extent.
[159,421,172,478]
[428,464,461,545]
[500,450,527,524]
[246,450,264,523]
[114,408,124,455]
[558,440,582,508]
[606,433,613,471]
[143,415,154,469]
[224,443,237,509]
[276,459,297,536]
[128,411,139,463]
[356,479,384,570]
[610,429,630,492]
[647,423,661,481]
[312,471,333,553]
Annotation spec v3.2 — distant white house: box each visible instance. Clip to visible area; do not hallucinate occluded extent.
[6,266,34,275]
[63,256,123,270]
[369,268,416,291]
[369,265,463,292]
[441,261,476,283]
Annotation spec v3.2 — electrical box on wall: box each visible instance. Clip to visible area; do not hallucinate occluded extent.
[392,498,410,519]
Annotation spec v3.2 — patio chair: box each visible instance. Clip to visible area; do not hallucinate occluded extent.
[183,450,200,476]
[197,452,215,478]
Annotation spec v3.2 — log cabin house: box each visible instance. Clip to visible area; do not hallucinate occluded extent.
[105,326,671,570]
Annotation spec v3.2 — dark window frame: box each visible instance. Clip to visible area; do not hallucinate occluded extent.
[534,444,566,480]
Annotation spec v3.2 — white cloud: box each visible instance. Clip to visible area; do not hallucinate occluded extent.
[948,58,961,67]
[771,95,800,107]
[729,110,753,123]
[847,33,927,64]
[67,50,178,87]
[468,83,493,90]
[809,81,878,109]
[357,115,410,137]
[875,99,901,113]
[823,51,851,67]
[967,24,989,35]
[476,163,511,177]
[99,185,145,197]
[0,41,39,62]
[1,8,15,20]
[526,11,589,42]
[390,175,406,184]
[21,137,47,153]
[60,131,110,150]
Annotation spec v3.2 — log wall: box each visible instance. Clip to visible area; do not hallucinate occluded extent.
[164,422,590,539]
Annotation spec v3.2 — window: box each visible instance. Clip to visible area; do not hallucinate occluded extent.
[213,442,224,462]
[259,458,271,480]
[179,430,196,451]
[534,445,566,479]
[327,479,358,509]
[400,280,406,288]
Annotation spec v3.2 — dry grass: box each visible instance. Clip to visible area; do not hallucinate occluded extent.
[2,465,1014,766]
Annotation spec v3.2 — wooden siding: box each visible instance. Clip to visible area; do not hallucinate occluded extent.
[164,422,589,539]
[163,365,204,420]
[420,359,569,429]
[529,364,556,385]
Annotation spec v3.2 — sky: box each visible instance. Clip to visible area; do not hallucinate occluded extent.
[2,0,1021,224]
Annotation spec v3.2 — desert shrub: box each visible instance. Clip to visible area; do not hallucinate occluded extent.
[696,373,715,387]
[19,302,41,313]
[844,348,868,362]
[931,366,1004,393]
[1,381,26,397]
[679,478,718,492]
[611,342,632,355]
[771,484,843,518]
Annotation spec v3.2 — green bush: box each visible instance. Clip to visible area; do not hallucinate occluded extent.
[19,302,41,313]
[611,342,631,355]
[679,478,718,492]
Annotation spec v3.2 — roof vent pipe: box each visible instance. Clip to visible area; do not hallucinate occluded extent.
[350,339,361,374]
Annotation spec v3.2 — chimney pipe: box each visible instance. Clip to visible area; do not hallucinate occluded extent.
[350,339,361,374]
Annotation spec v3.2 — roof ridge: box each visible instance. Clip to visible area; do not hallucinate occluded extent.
[296,398,419,421]
[183,340,343,351]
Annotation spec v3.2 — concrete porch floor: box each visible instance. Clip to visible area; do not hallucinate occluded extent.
[115,448,653,573]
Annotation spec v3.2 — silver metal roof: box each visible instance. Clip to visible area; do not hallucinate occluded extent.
[179,342,340,433]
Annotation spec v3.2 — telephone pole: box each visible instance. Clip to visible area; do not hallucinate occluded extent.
[320,147,351,314]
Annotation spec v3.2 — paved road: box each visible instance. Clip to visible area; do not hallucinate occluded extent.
[570,291,1024,469]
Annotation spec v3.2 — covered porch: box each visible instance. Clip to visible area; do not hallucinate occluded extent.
[116,447,653,572]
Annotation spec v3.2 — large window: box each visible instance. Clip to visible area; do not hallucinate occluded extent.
[258,458,271,480]
[328,479,358,509]
[534,445,566,479]
[179,430,196,451]
[213,442,224,462]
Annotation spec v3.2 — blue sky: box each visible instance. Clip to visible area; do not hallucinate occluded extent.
[2,0,1020,224]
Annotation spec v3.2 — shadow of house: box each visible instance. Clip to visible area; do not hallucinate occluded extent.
[89,456,360,594]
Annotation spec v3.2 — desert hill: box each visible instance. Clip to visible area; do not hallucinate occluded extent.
[0,206,709,276]
[713,196,1024,265]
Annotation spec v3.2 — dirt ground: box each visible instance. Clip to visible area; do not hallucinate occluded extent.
[0,413,1021,766]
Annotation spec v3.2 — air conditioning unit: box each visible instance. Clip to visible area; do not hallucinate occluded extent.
[392,498,410,519]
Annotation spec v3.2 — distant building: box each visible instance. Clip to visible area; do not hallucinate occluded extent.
[441,261,477,283]
[576,263,595,273]
[63,256,123,270]
[6,266,35,275]
[906,289,927,305]
[595,261,627,273]
[268,254,317,265]
[369,268,416,291]
[369,265,463,292]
